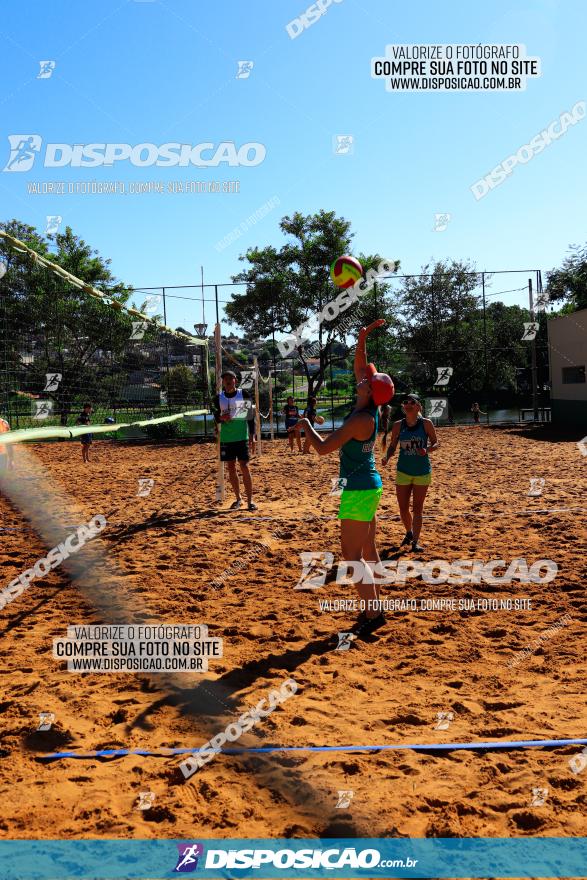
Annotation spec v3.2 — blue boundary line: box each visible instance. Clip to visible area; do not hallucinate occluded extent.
[37,737,587,760]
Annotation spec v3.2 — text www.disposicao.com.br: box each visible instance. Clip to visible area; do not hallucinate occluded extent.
[67,657,201,671]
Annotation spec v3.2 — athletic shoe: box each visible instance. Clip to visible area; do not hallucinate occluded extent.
[247,501,257,511]
[411,541,424,552]
[353,611,386,637]
[400,530,413,546]
[229,499,242,510]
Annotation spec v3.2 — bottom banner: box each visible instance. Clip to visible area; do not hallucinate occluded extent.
[0,838,587,878]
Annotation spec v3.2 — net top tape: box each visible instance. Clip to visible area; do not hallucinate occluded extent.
[0,231,207,347]
[0,409,209,445]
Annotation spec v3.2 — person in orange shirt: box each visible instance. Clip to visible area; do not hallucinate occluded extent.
[0,416,14,471]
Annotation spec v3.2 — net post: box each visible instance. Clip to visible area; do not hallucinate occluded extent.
[214,322,224,502]
[529,277,539,421]
[268,370,274,442]
[253,356,262,456]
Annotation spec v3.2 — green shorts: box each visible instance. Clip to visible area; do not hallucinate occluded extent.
[338,487,383,522]
[396,470,431,487]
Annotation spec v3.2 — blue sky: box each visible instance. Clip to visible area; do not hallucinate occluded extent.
[1,0,585,335]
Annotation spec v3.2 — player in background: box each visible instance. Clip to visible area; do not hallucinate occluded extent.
[213,371,257,511]
[0,415,14,472]
[382,394,439,552]
[76,402,94,463]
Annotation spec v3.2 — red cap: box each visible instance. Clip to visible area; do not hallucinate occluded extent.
[366,363,395,405]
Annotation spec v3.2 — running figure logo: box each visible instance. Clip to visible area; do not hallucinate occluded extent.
[294,551,334,590]
[37,61,56,79]
[137,791,155,810]
[143,294,162,315]
[435,366,453,385]
[330,477,347,496]
[522,322,539,341]
[427,399,447,419]
[433,212,451,232]
[137,478,155,498]
[434,711,453,730]
[239,370,254,390]
[530,786,548,806]
[3,135,42,172]
[46,215,62,235]
[535,290,549,312]
[569,748,587,774]
[333,135,354,155]
[33,400,53,420]
[335,632,356,652]
[130,321,148,341]
[528,478,545,497]
[227,399,251,420]
[174,843,204,873]
[236,61,254,79]
[37,712,55,732]
[43,373,62,392]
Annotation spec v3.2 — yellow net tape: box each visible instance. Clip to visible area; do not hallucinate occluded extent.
[1,409,209,446]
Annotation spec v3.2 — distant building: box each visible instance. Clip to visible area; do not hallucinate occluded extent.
[304,358,321,375]
[118,385,160,404]
[223,335,241,351]
[548,307,587,426]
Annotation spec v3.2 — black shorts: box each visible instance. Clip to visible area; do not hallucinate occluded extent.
[220,440,249,463]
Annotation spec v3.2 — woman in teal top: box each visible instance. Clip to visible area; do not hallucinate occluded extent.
[382,394,439,552]
[338,402,382,491]
[289,319,394,634]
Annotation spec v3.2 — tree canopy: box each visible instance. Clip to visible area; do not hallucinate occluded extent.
[0,220,175,424]
[546,243,587,313]
[225,209,399,397]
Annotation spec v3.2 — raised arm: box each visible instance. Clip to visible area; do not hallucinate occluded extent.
[354,319,386,381]
[289,411,374,456]
[382,420,402,465]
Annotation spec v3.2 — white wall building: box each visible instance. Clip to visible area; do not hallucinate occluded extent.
[547,307,587,426]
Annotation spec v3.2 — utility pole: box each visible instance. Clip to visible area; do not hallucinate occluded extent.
[214,287,224,502]
[481,272,489,425]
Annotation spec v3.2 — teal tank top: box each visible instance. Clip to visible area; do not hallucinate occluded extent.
[397,416,431,476]
[339,404,382,491]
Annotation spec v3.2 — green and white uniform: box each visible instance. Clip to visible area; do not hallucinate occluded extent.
[214,389,252,462]
[217,389,249,442]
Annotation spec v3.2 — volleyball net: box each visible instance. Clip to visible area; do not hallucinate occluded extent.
[0,231,210,439]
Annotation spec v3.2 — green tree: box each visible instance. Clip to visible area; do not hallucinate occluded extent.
[392,260,484,393]
[484,301,544,393]
[161,364,198,406]
[387,261,542,398]
[1,220,135,424]
[546,243,587,312]
[225,210,399,400]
